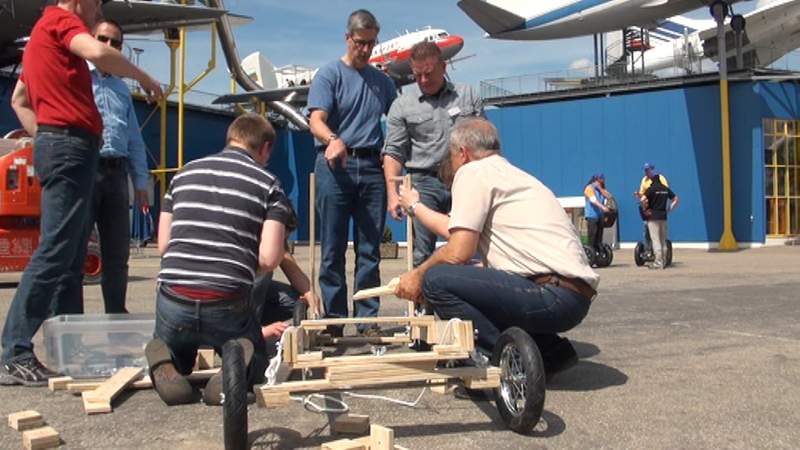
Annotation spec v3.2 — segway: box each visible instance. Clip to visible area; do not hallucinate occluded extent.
[634,239,673,267]
[222,339,248,450]
[583,202,616,268]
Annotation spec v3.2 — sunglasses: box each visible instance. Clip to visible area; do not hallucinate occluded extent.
[97,35,122,49]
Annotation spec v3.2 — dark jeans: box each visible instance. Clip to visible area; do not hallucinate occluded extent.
[250,273,298,325]
[1,132,98,362]
[586,218,603,252]
[154,286,266,386]
[315,152,386,329]
[410,172,451,267]
[91,161,130,313]
[422,264,591,353]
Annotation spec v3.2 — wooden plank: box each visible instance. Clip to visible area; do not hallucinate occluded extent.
[296,351,323,362]
[196,349,216,369]
[8,410,44,431]
[352,278,399,301]
[321,438,367,450]
[404,174,415,319]
[259,391,291,408]
[291,350,467,370]
[68,368,219,394]
[82,367,143,414]
[309,173,320,318]
[463,374,501,390]
[371,424,395,450]
[282,327,298,364]
[315,335,411,346]
[22,426,59,450]
[301,316,434,328]
[48,376,73,392]
[332,413,370,435]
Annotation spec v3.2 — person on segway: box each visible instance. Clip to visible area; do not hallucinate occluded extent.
[639,174,679,269]
[583,173,614,267]
[634,163,669,257]
[395,118,599,381]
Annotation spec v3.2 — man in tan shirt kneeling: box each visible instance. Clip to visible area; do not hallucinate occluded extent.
[396,117,599,380]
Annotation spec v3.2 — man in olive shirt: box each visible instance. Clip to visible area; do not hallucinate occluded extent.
[383,41,483,267]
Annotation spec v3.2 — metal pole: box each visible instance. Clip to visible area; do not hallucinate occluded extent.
[594,34,599,78]
[712,1,738,250]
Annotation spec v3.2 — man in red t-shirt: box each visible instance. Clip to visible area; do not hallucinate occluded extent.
[1,0,163,386]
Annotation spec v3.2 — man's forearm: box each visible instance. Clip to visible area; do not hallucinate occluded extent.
[12,105,36,136]
[383,155,403,195]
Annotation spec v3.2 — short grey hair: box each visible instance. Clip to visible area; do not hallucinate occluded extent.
[449,117,501,157]
[346,9,380,35]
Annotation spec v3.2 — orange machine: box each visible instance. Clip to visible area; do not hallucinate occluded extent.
[0,133,101,282]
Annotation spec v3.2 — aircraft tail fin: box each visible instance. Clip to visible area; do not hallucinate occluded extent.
[457,0,526,36]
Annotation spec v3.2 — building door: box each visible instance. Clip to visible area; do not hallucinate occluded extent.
[764,119,800,237]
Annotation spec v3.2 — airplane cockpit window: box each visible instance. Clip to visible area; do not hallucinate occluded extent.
[438,32,448,38]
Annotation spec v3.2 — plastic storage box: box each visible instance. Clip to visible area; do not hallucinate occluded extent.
[43,313,154,378]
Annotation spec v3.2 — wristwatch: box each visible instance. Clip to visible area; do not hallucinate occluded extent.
[327,133,338,145]
[407,201,420,218]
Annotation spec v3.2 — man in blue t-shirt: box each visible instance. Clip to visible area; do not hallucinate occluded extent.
[583,173,611,257]
[307,9,397,336]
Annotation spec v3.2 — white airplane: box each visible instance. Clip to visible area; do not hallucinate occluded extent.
[609,0,800,74]
[214,26,467,105]
[457,0,745,41]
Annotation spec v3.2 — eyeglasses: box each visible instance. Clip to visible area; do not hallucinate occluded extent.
[349,36,378,48]
[97,35,122,50]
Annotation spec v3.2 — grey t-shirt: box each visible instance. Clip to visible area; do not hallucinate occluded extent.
[307,59,397,150]
[383,81,483,170]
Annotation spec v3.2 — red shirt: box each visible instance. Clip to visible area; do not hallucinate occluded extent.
[19,7,102,136]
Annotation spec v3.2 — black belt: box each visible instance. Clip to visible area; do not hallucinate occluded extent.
[37,124,99,144]
[346,147,381,158]
[99,157,127,170]
[407,167,438,176]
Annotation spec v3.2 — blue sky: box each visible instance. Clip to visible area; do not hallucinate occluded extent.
[125,0,768,101]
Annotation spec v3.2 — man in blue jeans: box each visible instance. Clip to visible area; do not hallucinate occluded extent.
[383,41,483,267]
[148,114,291,405]
[397,118,599,380]
[1,0,162,386]
[307,9,396,336]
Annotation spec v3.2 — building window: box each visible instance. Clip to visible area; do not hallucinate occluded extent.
[763,119,800,237]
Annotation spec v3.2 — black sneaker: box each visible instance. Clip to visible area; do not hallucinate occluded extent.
[541,337,579,380]
[145,338,194,406]
[0,355,61,387]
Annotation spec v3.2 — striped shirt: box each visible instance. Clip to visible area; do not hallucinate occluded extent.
[158,147,293,294]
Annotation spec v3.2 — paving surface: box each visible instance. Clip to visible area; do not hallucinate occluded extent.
[0,245,798,449]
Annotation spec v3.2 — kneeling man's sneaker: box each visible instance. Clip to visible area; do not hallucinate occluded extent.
[203,338,254,406]
[0,355,61,387]
[145,338,194,406]
[541,337,579,380]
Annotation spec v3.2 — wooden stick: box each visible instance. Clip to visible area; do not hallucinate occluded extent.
[309,172,319,319]
[352,277,399,301]
[403,175,415,318]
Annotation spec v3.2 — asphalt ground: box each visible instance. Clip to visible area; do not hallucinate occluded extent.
[0,245,798,449]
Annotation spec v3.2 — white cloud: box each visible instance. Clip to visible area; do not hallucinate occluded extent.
[569,58,593,70]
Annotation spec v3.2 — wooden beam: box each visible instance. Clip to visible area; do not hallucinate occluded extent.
[22,426,59,450]
[321,438,367,450]
[301,316,434,328]
[8,410,44,431]
[314,335,411,346]
[404,174,415,319]
[371,424,395,450]
[196,348,216,369]
[332,413,370,435]
[296,351,323,363]
[47,376,73,392]
[290,350,467,370]
[82,367,143,414]
[309,172,320,318]
[352,278,400,301]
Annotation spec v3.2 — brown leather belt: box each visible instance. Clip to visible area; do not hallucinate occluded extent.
[529,273,596,301]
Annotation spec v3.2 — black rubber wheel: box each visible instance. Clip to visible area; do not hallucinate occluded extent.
[634,241,646,267]
[292,300,308,327]
[222,340,247,450]
[583,245,596,267]
[665,240,674,267]
[596,244,613,267]
[492,327,545,434]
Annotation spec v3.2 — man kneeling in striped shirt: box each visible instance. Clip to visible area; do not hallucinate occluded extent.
[146,113,295,406]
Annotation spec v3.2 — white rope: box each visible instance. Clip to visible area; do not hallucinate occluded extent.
[264,327,292,386]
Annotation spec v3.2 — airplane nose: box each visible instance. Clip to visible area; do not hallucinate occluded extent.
[445,35,465,53]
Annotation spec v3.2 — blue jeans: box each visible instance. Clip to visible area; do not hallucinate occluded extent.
[91,161,130,313]
[422,264,591,352]
[315,152,386,328]
[250,273,298,324]
[410,172,451,267]
[1,132,98,362]
[154,286,266,385]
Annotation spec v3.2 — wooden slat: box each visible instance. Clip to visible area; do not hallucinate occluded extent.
[332,413,370,435]
[352,278,399,301]
[314,335,411,346]
[404,174,415,319]
[47,376,73,392]
[301,316,434,328]
[371,424,395,450]
[82,367,143,414]
[309,173,320,318]
[22,426,59,450]
[8,410,44,431]
[321,439,367,450]
[290,350,468,370]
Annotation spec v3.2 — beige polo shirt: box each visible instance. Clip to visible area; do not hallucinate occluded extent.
[449,154,599,290]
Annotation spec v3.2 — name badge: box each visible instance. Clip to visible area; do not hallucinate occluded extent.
[447,106,461,117]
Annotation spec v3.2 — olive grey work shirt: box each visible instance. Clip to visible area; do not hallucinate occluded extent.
[383,81,483,171]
